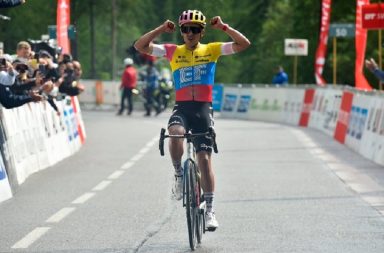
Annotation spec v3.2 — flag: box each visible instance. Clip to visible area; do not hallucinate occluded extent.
[314,0,332,86]
[57,0,71,54]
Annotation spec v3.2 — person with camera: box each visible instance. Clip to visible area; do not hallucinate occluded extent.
[57,55,84,96]
[0,55,42,109]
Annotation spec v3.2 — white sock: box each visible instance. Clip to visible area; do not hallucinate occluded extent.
[204,192,214,213]
[172,160,182,176]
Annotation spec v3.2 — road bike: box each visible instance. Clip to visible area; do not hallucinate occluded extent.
[159,126,218,250]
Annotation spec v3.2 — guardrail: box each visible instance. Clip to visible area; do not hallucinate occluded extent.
[0,96,86,203]
[220,84,384,167]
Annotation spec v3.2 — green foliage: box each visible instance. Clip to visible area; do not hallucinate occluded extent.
[0,0,382,88]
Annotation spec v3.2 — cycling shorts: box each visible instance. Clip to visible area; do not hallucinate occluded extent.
[167,101,214,153]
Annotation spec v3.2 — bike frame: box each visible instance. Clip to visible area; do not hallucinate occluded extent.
[159,127,218,250]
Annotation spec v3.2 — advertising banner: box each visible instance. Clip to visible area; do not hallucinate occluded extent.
[334,90,354,144]
[359,97,383,160]
[57,0,71,54]
[212,84,224,112]
[355,0,373,91]
[248,87,285,123]
[299,88,315,127]
[284,39,308,56]
[314,0,332,86]
[221,87,239,118]
[281,88,305,125]
[344,93,369,152]
[362,3,384,29]
[0,154,12,203]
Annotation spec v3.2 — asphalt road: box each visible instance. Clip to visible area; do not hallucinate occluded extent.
[1,109,384,253]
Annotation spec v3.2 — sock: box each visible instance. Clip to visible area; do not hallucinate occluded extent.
[204,192,214,213]
[172,160,182,176]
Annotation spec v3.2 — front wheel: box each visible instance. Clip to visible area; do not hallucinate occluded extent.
[184,159,198,250]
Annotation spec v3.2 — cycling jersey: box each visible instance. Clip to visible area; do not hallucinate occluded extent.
[153,42,229,102]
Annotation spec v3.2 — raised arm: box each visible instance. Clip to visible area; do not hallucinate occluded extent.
[210,16,251,53]
[134,20,176,55]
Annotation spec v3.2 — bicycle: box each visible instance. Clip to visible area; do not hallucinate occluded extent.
[159,126,218,250]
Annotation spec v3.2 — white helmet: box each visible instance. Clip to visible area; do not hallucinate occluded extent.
[124,58,133,66]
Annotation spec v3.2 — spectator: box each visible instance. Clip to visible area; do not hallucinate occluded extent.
[272,66,288,86]
[15,41,32,61]
[117,58,137,115]
[143,61,160,116]
[365,58,384,82]
[0,55,42,109]
[57,54,84,96]
[0,0,26,8]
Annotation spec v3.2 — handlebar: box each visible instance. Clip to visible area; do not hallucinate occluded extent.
[159,127,218,156]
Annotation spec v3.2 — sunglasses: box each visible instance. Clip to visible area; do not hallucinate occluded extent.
[180,26,203,34]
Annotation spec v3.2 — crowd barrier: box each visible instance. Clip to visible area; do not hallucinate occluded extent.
[220,85,384,168]
[78,80,145,110]
[0,96,86,204]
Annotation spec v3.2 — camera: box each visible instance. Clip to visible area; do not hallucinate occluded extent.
[38,64,47,76]
[15,63,29,73]
[62,54,72,64]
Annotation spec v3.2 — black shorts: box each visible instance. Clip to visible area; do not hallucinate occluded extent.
[168,101,214,153]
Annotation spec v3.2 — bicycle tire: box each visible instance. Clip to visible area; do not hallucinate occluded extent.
[185,159,198,250]
[192,163,204,244]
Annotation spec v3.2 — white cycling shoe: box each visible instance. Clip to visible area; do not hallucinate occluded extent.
[172,175,183,201]
[205,211,219,231]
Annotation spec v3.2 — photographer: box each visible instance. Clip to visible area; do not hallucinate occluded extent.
[57,54,84,96]
[0,55,42,109]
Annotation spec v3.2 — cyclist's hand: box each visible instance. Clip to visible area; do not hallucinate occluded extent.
[210,16,224,30]
[163,20,176,33]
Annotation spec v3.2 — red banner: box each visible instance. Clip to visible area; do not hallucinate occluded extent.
[355,0,372,91]
[334,91,354,144]
[57,0,71,54]
[299,88,315,127]
[362,3,384,29]
[314,0,332,86]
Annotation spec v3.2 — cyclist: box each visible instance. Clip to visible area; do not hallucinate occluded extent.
[134,10,250,230]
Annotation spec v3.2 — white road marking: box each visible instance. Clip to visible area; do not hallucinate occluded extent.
[121,161,134,170]
[361,196,384,207]
[92,180,112,191]
[71,192,95,204]
[131,153,143,161]
[46,207,76,223]
[11,227,51,249]
[139,147,150,154]
[11,136,157,249]
[108,170,125,180]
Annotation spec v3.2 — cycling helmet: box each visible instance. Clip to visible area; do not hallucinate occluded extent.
[178,10,206,27]
[124,58,133,66]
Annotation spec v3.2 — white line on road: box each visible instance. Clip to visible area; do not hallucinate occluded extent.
[121,161,134,170]
[108,170,125,180]
[139,147,150,154]
[11,227,51,249]
[71,192,95,204]
[11,136,158,250]
[46,207,76,223]
[92,180,112,191]
[131,153,143,161]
